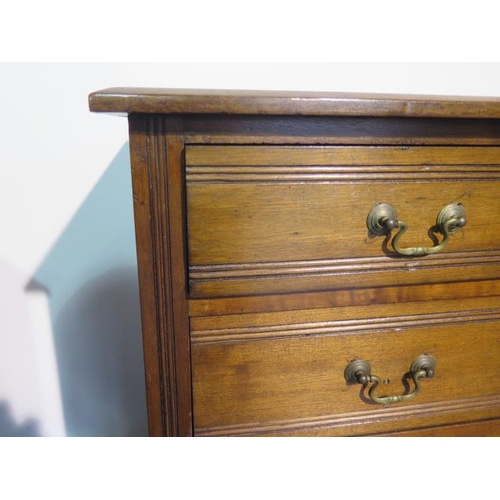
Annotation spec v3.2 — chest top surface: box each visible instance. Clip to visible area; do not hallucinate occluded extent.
[88,87,500,118]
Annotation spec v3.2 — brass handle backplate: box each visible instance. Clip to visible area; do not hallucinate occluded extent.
[367,203,466,257]
[344,354,436,405]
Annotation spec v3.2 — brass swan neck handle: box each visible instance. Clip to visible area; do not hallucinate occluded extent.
[344,354,436,405]
[367,203,466,257]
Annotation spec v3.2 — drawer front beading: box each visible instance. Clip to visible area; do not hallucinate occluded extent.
[186,145,500,298]
[190,296,500,436]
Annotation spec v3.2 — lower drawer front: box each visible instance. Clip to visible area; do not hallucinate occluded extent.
[191,299,500,436]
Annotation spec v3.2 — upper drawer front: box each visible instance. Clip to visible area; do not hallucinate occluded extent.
[186,145,500,298]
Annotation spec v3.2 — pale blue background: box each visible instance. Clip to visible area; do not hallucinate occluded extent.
[26,144,148,436]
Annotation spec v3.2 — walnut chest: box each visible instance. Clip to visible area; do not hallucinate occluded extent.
[89,88,500,436]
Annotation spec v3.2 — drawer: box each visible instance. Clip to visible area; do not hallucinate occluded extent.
[186,145,500,298]
[190,295,500,436]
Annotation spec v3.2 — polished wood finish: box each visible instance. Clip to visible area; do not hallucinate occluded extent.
[191,296,500,435]
[378,419,500,437]
[186,144,500,165]
[182,116,500,145]
[189,280,500,316]
[246,409,500,436]
[186,144,500,297]
[89,88,500,437]
[128,116,192,436]
[89,88,500,118]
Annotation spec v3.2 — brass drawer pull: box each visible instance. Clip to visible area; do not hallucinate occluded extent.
[367,203,466,257]
[344,354,436,405]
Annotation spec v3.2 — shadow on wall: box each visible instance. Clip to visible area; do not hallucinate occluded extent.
[0,258,51,436]
[27,143,148,436]
[0,401,40,437]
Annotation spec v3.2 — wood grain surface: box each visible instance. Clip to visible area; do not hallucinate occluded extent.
[191,296,500,435]
[128,115,192,436]
[376,419,500,437]
[187,145,500,297]
[183,116,500,145]
[90,89,500,437]
[89,88,500,118]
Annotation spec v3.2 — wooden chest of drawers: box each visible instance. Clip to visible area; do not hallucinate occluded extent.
[89,88,500,436]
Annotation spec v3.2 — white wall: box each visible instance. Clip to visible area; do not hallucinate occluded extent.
[2,62,500,436]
